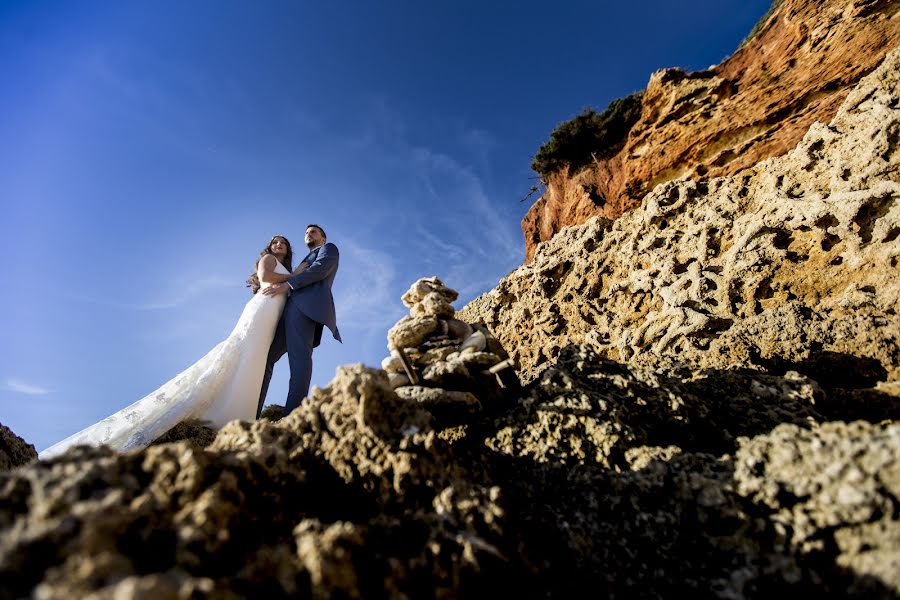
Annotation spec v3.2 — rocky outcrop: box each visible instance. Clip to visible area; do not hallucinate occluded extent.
[0,423,36,470]
[483,344,900,596]
[3,345,897,597]
[523,0,900,260]
[0,367,526,599]
[463,45,900,393]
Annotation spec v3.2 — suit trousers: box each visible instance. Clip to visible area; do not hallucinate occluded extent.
[257,308,321,417]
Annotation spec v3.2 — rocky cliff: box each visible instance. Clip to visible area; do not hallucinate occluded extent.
[523,0,900,261]
[466,44,900,390]
[1,26,899,600]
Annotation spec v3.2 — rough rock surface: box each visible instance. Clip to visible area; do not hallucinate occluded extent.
[5,346,897,597]
[522,0,900,260]
[463,46,900,392]
[0,423,36,470]
[0,367,525,599]
[149,419,218,448]
[482,344,900,597]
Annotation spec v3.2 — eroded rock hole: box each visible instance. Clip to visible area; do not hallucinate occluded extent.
[815,214,839,229]
[853,194,894,244]
[772,229,793,250]
[821,233,841,252]
[673,259,694,275]
[707,228,721,254]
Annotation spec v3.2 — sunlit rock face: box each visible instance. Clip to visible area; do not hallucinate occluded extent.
[462,46,900,389]
[522,0,900,261]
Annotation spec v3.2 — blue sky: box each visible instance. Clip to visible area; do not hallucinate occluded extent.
[0,1,771,450]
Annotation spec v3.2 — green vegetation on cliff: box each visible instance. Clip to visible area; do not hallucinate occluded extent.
[531,92,643,179]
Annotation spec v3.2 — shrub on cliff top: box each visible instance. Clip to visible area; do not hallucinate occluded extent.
[531,91,643,179]
[739,0,784,49]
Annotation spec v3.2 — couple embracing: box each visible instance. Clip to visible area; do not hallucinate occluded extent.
[40,225,341,459]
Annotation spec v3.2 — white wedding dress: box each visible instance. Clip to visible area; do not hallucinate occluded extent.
[39,261,289,460]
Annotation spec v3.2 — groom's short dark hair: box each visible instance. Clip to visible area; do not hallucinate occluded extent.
[307,224,326,239]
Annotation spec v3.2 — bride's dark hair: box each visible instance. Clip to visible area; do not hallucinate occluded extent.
[247,235,293,294]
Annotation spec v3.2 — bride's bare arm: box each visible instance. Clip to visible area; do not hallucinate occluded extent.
[258,255,304,284]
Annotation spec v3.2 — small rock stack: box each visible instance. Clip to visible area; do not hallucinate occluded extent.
[382,277,518,425]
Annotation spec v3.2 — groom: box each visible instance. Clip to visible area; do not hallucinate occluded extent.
[258,224,342,416]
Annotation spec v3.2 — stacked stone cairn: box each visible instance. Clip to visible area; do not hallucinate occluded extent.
[382,277,518,426]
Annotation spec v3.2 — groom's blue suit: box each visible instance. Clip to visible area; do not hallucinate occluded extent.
[257,242,341,416]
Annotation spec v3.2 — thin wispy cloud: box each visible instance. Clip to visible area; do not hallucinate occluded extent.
[344,97,522,256]
[453,156,518,252]
[5,378,51,396]
[407,145,523,262]
[413,225,468,262]
[459,125,498,177]
[329,97,524,311]
[335,240,403,329]
[61,276,235,311]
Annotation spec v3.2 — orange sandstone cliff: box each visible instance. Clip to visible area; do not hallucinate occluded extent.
[523,0,900,261]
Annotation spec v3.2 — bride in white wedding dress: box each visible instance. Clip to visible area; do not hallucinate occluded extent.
[40,235,306,460]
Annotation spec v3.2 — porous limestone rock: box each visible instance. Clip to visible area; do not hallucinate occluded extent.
[0,366,519,598]
[735,421,900,594]
[522,0,900,260]
[150,419,217,448]
[381,353,405,373]
[481,343,900,597]
[485,344,824,468]
[462,46,900,387]
[421,358,472,390]
[411,291,456,319]
[395,386,482,424]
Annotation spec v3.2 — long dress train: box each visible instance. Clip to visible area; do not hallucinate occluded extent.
[39,262,289,459]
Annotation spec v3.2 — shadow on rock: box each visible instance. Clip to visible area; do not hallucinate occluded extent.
[755,349,889,390]
[480,344,827,470]
[752,349,899,423]
[150,419,218,448]
[474,418,900,597]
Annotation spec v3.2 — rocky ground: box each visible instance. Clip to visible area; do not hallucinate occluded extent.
[1,30,899,600]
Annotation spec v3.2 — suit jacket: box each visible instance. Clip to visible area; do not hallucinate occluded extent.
[287,242,342,345]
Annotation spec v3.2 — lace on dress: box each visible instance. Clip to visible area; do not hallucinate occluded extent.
[40,262,290,459]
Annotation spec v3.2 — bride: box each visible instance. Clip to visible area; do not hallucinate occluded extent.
[39,235,306,460]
